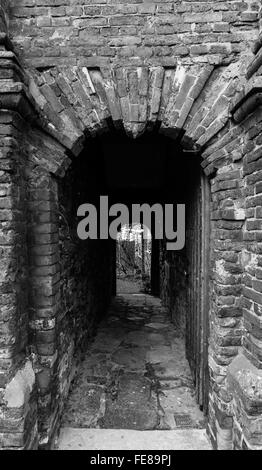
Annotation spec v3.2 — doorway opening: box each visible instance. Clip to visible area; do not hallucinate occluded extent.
[55,128,211,447]
[116,223,152,295]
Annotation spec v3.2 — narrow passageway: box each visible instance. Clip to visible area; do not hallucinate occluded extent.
[58,290,211,450]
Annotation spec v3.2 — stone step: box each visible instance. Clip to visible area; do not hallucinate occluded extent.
[57,427,212,451]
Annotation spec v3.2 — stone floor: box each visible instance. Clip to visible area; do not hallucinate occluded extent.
[58,292,210,450]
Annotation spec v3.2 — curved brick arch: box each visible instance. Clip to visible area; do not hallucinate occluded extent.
[27,56,250,177]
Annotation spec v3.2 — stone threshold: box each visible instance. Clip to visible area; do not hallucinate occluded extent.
[57,427,212,451]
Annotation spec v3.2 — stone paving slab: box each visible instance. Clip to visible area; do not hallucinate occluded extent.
[99,372,159,430]
[58,428,212,450]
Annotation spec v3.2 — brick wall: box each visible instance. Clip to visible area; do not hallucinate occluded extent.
[160,156,204,338]
[26,145,114,448]
[1,0,262,451]
[9,0,260,69]
[0,115,38,449]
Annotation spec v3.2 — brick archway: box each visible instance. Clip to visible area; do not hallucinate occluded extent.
[1,26,262,449]
[24,57,249,176]
[21,60,242,448]
[38,66,233,158]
